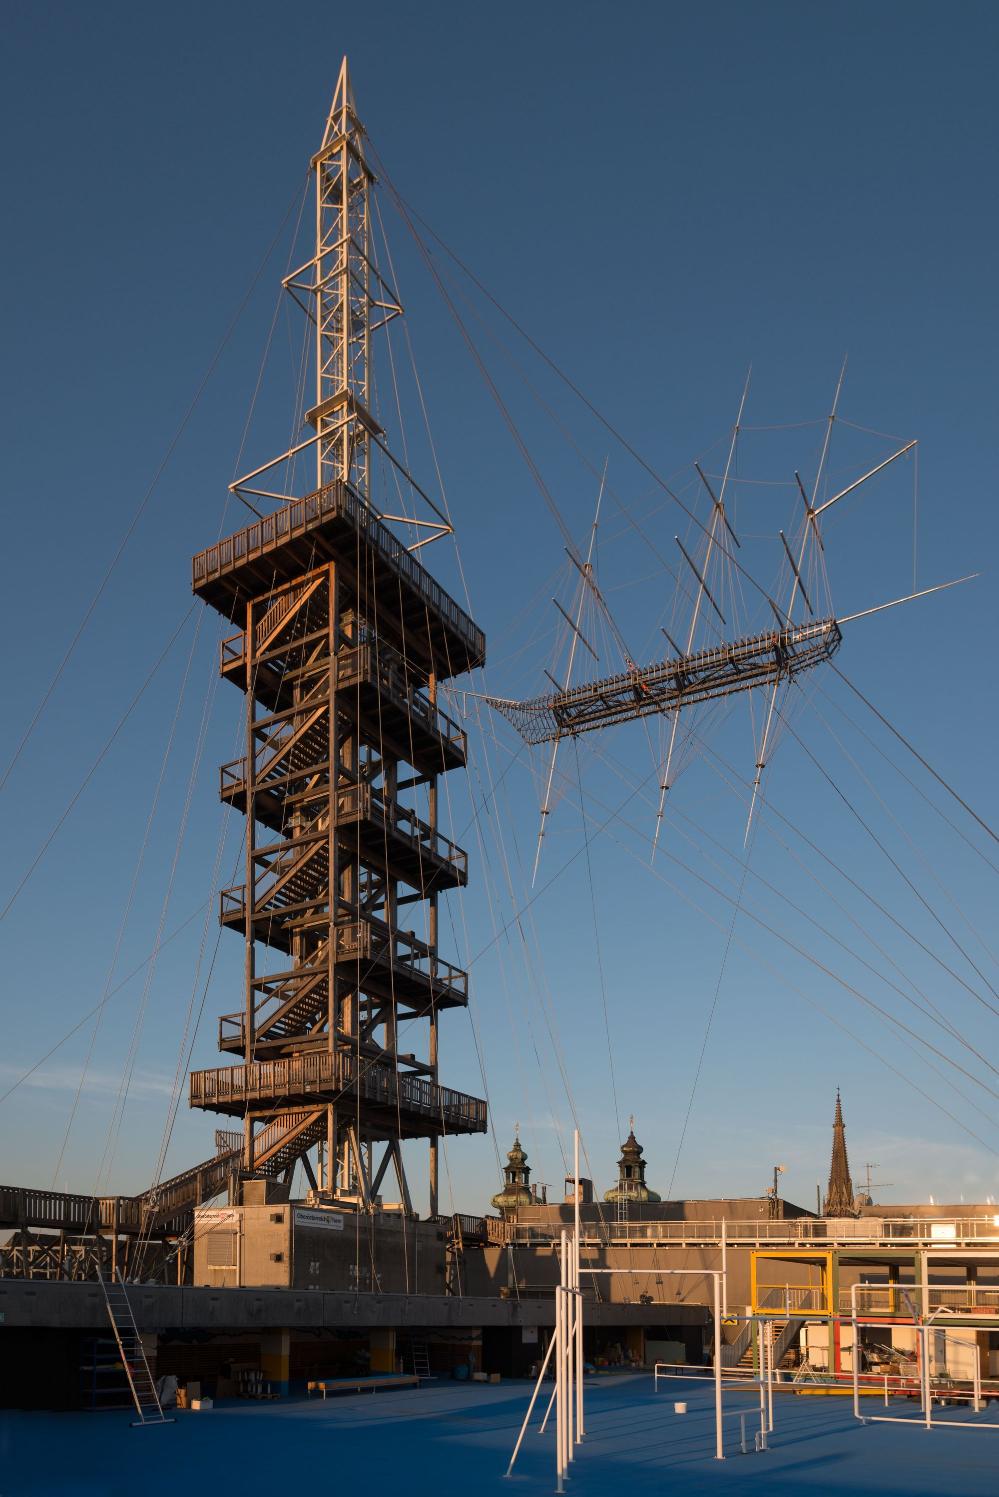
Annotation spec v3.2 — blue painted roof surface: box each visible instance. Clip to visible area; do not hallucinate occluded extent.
[2,1372,996,1496]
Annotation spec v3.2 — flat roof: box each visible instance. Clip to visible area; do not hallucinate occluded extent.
[4,1373,997,1494]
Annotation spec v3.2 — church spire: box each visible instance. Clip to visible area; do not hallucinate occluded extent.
[823,1089,856,1216]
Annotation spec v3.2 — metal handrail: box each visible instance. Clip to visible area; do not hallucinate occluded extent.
[192,479,484,660]
[189,1051,486,1130]
[215,774,468,879]
[492,1217,999,1248]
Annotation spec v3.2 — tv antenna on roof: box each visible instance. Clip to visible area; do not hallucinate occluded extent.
[861,1163,894,1200]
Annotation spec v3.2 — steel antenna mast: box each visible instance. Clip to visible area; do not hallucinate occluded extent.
[314,59,373,494]
[743,359,846,840]
[230,58,415,514]
[532,465,608,884]
[652,369,751,857]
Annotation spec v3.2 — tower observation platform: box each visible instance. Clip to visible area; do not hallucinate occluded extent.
[187,60,487,1216]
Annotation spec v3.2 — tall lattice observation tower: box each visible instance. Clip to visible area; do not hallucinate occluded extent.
[187,60,487,1215]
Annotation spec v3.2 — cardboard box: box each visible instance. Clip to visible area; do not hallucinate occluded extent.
[190,1398,213,1411]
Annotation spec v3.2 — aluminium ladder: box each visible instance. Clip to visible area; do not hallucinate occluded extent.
[400,1336,432,1381]
[97,1266,173,1426]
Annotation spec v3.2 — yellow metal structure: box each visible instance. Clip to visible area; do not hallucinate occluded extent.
[750,1249,834,1318]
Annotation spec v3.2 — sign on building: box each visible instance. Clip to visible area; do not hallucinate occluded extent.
[294,1208,345,1232]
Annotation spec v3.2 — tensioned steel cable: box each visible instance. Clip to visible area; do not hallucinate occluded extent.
[612,772,999,1111]
[605,822,999,1158]
[803,691,998,968]
[373,149,804,626]
[584,739,999,1098]
[0,606,195,925]
[0,901,208,1109]
[573,740,622,1145]
[781,711,999,1015]
[814,679,999,876]
[0,177,308,797]
[52,605,212,1190]
[693,734,999,1023]
[829,663,998,847]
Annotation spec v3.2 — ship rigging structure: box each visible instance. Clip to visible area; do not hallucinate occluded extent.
[477,366,970,864]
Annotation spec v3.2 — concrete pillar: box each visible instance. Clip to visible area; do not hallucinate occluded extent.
[370,1328,397,1374]
[261,1330,291,1396]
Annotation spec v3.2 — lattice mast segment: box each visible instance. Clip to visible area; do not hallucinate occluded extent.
[313,62,372,494]
[188,58,486,1216]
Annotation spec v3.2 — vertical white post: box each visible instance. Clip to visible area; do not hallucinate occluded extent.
[851,1290,863,1421]
[766,1321,774,1432]
[555,1249,565,1493]
[713,1273,724,1460]
[759,1319,767,1429]
[922,1325,932,1430]
[562,1249,568,1484]
[721,1231,728,1318]
[565,1235,574,1460]
[974,1340,982,1413]
[574,1128,584,1441]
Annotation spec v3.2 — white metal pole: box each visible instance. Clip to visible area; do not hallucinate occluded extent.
[922,1325,932,1430]
[850,1287,861,1421]
[565,1238,574,1460]
[721,1231,728,1318]
[506,1327,558,1477]
[574,1128,584,1441]
[555,1279,564,1492]
[974,1341,982,1414]
[540,1309,574,1435]
[767,1321,774,1432]
[759,1318,767,1430]
[558,1233,567,1486]
[713,1272,724,1459]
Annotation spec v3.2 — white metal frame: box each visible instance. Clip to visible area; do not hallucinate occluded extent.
[849,1280,999,1434]
[506,1129,731,1487]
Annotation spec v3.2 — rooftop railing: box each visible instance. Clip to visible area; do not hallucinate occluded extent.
[491,1217,999,1249]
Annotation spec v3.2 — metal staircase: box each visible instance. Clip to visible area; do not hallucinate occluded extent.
[98,1268,172,1426]
[738,1318,806,1371]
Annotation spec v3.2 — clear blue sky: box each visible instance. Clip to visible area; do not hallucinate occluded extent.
[2,0,997,1215]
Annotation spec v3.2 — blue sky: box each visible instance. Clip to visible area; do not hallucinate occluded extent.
[1,0,997,1216]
